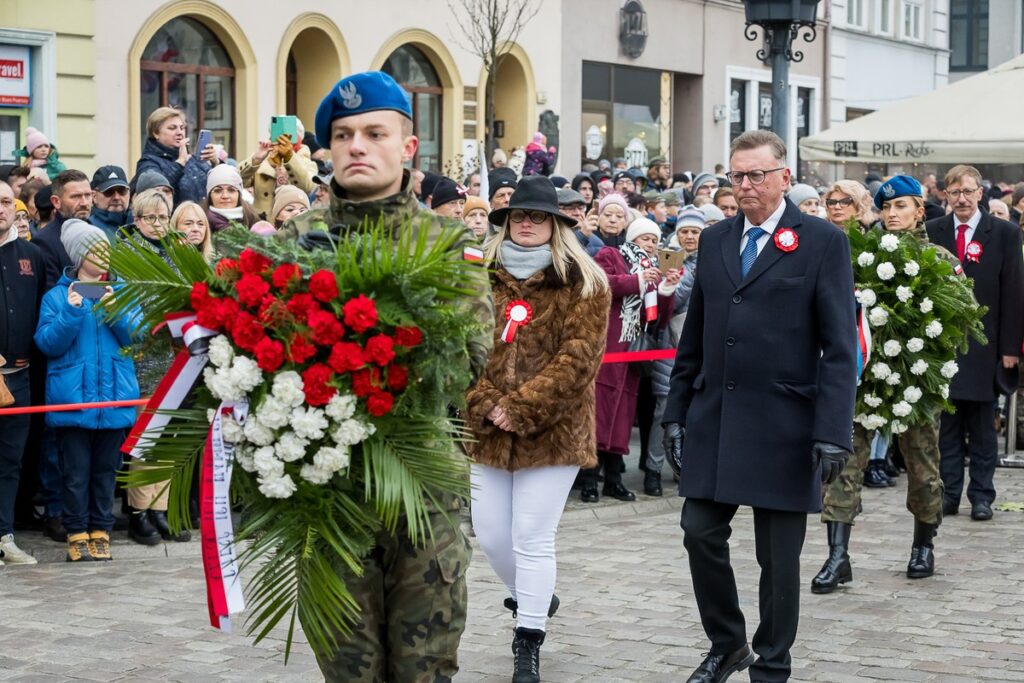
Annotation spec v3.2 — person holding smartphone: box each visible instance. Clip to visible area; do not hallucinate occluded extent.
[132,107,215,205]
[239,117,317,219]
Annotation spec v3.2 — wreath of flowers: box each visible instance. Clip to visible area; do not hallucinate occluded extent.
[847,224,986,436]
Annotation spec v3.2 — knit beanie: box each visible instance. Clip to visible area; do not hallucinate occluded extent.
[206,164,244,196]
[135,170,173,194]
[692,172,717,194]
[699,203,726,224]
[788,183,819,207]
[625,217,662,244]
[14,199,26,214]
[463,195,489,216]
[60,219,108,269]
[676,205,707,230]
[25,128,50,154]
[271,184,310,221]
[250,221,277,236]
[598,192,629,217]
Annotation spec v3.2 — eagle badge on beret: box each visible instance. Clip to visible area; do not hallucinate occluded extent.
[339,82,362,110]
[882,183,895,198]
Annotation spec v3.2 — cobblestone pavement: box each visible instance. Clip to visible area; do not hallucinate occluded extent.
[1,461,1023,682]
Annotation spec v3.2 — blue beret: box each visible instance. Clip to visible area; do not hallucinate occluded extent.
[874,175,923,209]
[314,71,413,149]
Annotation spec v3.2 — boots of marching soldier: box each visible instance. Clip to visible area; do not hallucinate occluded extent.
[811,522,853,594]
[511,627,545,683]
[907,518,938,579]
[863,460,894,488]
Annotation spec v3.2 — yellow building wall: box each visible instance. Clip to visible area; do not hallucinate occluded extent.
[8,0,96,171]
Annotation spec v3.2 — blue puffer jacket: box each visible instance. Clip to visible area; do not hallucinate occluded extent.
[132,138,211,205]
[34,274,143,430]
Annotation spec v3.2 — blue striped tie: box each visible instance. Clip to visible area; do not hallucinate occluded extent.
[741,227,765,279]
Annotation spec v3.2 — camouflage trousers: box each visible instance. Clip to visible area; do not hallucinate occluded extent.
[311,510,471,683]
[822,419,944,525]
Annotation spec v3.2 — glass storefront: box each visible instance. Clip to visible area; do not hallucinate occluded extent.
[581,62,670,167]
[383,45,442,172]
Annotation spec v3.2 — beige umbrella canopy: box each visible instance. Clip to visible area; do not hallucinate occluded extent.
[799,54,1024,164]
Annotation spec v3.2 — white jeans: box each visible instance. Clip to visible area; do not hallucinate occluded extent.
[471,463,579,631]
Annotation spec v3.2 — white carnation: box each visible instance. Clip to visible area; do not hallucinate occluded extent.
[204,366,240,402]
[870,363,892,379]
[291,406,329,441]
[275,432,309,463]
[256,397,291,429]
[892,401,913,417]
[299,463,334,485]
[904,261,920,276]
[886,372,902,386]
[880,234,899,252]
[234,445,257,473]
[891,420,909,434]
[907,338,925,353]
[864,394,883,408]
[903,386,923,403]
[883,340,902,357]
[876,262,897,280]
[920,297,934,313]
[859,414,887,430]
[896,286,913,303]
[325,393,358,422]
[868,306,889,327]
[220,415,244,444]
[272,371,306,408]
[941,360,959,379]
[857,252,875,267]
[925,320,943,338]
[856,289,877,307]
[940,384,949,399]
[243,416,275,446]
[910,360,928,376]
[208,335,234,368]
[258,473,297,499]
[333,419,372,447]
[313,445,351,473]
[253,446,283,479]
[229,355,263,393]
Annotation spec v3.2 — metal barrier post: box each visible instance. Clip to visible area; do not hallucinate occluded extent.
[1006,392,1017,455]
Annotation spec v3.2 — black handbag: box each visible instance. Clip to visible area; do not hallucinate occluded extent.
[627,323,659,377]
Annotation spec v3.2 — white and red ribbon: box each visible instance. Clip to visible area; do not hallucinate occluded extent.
[965,240,983,264]
[500,300,533,343]
[643,287,659,323]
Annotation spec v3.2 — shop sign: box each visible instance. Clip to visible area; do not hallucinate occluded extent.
[625,137,648,168]
[585,125,604,160]
[0,45,30,107]
[620,0,648,58]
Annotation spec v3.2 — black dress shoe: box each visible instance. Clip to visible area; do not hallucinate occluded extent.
[602,481,636,502]
[686,644,755,683]
[942,500,959,516]
[863,461,892,488]
[128,509,162,546]
[643,470,663,496]
[148,510,192,542]
[580,486,599,503]
[970,501,993,521]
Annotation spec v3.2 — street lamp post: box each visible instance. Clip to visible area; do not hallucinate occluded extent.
[743,0,820,150]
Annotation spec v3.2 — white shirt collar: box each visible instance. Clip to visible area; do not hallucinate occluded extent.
[958,209,982,230]
[743,199,788,236]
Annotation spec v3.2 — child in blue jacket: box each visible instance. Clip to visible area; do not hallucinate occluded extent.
[34,219,141,562]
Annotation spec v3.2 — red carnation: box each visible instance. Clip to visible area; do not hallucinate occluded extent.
[215,258,240,280]
[239,248,272,274]
[254,337,285,373]
[190,282,211,311]
[257,295,288,328]
[308,309,345,346]
[394,326,423,348]
[328,342,366,374]
[309,270,340,303]
[302,364,337,406]
[364,334,395,366]
[231,312,266,352]
[272,263,302,291]
[236,272,270,308]
[195,300,222,330]
[343,295,378,334]
[215,297,240,328]
[286,334,318,364]
[286,293,318,320]
[351,367,381,397]
[386,365,409,391]
[366,391,395,417]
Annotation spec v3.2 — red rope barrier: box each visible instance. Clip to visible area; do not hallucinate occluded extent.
[602,349,676,363]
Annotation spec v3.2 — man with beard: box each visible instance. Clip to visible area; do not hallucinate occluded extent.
[88,166,132,239]
[34,169,93,288]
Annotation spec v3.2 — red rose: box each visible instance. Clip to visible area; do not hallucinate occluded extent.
[386,365,408,391]
[190,282,211,311]
[254,337,285,373]
[236,273,270,308]
[366,391,394,417]
[302,363,337,406]
[286,293,318,320]
[271,263,302,292]
[351,367,381,397]
[343,295,378,334]
[364,334,395,366]
[231,312,266,352]
[239,248,273,274]
[286,334,318,364]
[215,258,240,280]
[307,309,345,346]
[309,270,340,302]
[394,326,423,348]
[328,342,366,374]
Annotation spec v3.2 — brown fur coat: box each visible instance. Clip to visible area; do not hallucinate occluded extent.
[465,262,610,471]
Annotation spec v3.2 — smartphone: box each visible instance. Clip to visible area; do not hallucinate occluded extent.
[196,129,213,153]
[72,282,108,301]
[658,249,687,275]
[270,115,298,144]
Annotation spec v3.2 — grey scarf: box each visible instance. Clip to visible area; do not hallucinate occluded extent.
[500,241,553,280]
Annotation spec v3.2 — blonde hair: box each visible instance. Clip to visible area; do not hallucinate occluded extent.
[826,180,875,225]
[944,164,983,189]
[146,106,185,139]
[171,201,213,262]
[132,188,171,217]
[484,217,609,299]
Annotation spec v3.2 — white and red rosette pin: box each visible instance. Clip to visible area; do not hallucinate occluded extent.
[774,227,798,253]
[501,300,533,343]
[965,240,983,263]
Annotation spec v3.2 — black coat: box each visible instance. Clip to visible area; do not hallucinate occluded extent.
[926,212,1024,401]
[663,200,858,513]
[33,214,71,289]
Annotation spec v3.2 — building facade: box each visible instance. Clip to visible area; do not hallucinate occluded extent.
[948,0,1023,82]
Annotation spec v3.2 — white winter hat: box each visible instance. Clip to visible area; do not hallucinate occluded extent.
[626,217,661,243]
[206,164,244,196]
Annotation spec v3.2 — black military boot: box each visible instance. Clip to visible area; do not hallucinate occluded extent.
[907,519,938,579]
[811,522,853,594]
[504,595,560,619]
[643,469,663,496]
[511,627,545,683]
[127,508,161,546]
[863,460,892,488]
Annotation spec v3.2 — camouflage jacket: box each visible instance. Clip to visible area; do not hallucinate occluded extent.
[874,222,965,278]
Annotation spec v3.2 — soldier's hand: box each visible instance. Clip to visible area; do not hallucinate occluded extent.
[812,441,849,484]
[663,422,684,477]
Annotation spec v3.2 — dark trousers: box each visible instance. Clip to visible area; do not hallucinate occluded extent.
[58,427,125,534]
[0,370,32,536]
[681,497,807,683]
[939,399,997,506]
[579,450,624,488]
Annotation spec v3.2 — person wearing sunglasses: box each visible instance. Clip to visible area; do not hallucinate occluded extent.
[823,180,875,230]
[89,165,133,239]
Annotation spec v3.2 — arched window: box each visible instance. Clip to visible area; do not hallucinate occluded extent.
[383,45,442,172]
[140,17,235,156]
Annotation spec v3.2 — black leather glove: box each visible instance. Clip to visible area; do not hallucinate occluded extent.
[663,422,684,478]
[812,441,849,484]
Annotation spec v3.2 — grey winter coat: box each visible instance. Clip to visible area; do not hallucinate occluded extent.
[652,250,698,396]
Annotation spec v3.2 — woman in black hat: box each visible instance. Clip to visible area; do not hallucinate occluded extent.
[465,176,610,682]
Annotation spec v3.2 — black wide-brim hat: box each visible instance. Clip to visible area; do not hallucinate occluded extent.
[488,176,579,228]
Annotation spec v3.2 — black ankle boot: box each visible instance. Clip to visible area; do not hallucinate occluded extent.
[511,627,545,683]
[907,519,938,579]
[863,460,892,488]
[128,508,161,546]
[148,510,191,542]
[643,470,663,496]
[504,594,560,619]
[811,522,852,594]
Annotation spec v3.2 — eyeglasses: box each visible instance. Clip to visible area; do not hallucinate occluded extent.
[825,197,854,208]
[946,187,980,200]
[724,167,786,185]
[509,209,549,225]
[141,214,170,225]
[102,187,129,197]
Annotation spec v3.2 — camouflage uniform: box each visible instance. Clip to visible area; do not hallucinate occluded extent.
[279,173,493,682]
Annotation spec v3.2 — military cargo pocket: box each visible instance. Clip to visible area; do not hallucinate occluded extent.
[425,524,470,660]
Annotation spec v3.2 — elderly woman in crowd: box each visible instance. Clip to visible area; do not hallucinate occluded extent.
[789,183,822,216]
[170,201,214,262]
[202,165,260,231]
[133,107,215,205]
[595,193,631,248]
[825,179,876,229]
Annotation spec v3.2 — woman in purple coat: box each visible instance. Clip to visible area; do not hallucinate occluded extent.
[582,216,680,502]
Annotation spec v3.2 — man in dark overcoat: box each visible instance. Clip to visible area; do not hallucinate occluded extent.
[663,130,857,683]
[926,164,1024,521]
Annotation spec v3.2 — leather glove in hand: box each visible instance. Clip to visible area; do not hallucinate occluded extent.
[812,441,849,484]
[662,422,684,478]
[274,134,294,163]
